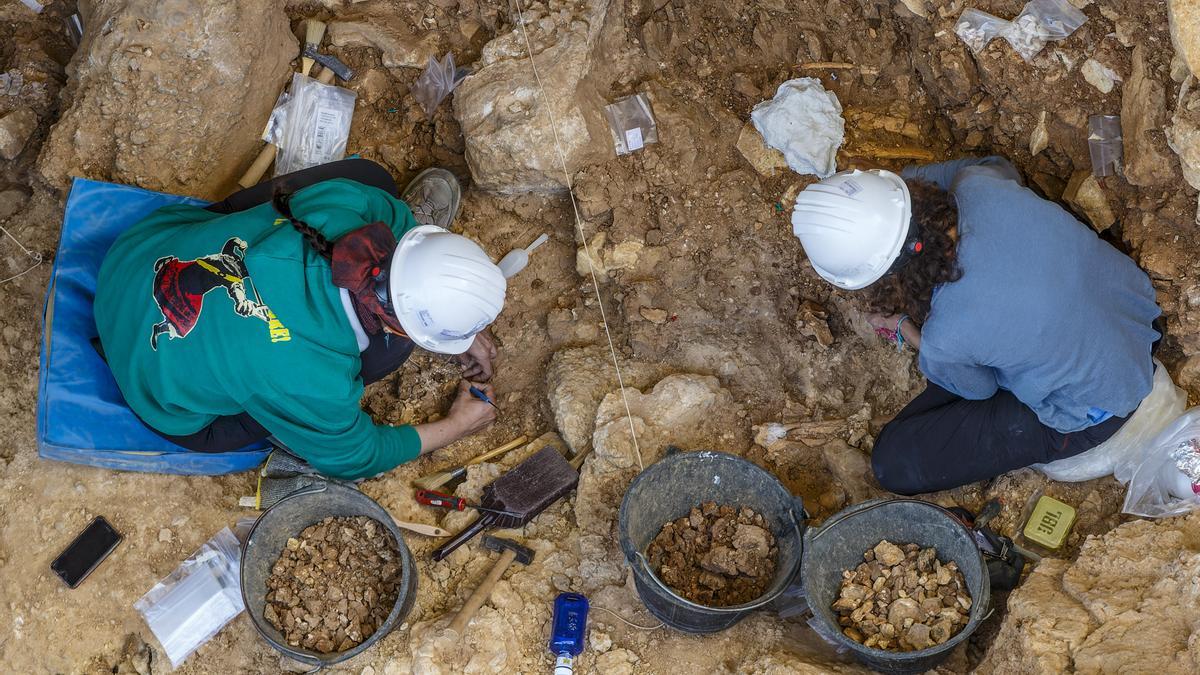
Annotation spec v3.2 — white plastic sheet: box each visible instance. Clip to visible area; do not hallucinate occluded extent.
[1123,409,1200,518]
[750,78,844,178]
[134,527,244,668]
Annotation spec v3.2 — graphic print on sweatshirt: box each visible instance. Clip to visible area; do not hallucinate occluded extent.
[148,237,291,350]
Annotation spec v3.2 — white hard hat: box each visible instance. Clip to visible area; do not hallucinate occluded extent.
[388,225,506,354]
[791,169,912,290]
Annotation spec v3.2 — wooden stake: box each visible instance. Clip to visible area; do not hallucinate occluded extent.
[797,62,880,76]
[843,143,937,162]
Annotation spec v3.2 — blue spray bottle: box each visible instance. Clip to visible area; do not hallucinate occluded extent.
[549,592,589,674]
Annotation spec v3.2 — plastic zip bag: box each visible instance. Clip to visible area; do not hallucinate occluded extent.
[1034,361,1185,482]
[604,93,659,156]
[134,528,244,668]
[1122,408,1200,518]
[262,90,292,146]
[1087,114,1122,178]
[955,9,1012,54]
[411,53,468,117]
[274,73,357,176]
[1004,0,1087,62]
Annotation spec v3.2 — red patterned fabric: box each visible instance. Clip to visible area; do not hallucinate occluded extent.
[151,259,204,337]
[330,221,406,336]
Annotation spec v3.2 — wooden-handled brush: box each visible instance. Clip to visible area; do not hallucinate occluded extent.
[413,435,529,492]
[300,20,326,77]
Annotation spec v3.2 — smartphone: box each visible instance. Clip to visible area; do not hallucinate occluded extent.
[51,516,122,588]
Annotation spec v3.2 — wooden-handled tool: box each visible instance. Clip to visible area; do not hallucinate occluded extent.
[236,67,337,189]
[300,20,326,77]
[447,536,534,634]
[237,66,337,188]
[393,520,451,537]
[236,19,331,189]
[430,445,579,562]
[413,435,529,491]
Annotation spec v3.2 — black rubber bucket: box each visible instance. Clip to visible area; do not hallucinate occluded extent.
[618,449,806,633]
[801,499,991,674]
[240,481,418,668]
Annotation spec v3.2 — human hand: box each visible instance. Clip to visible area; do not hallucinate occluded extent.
[866,313,904,333]
[454,330,498,381]
[446,380,497,437]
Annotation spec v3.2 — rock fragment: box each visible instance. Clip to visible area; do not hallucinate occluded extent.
[836,541,971,652]
[328,21,438,70]
[873,540,905,567]
[639,307,669,324]
[0,107,37,160]
[1081,59,1120,94]
[1029,111,1049,157]
[0,187,31,221]
[736,121,789,177]
[1120,46,1175,187]
[1063,171,1115,231]
[1169,0,1200,78]
[454,0,612,192]
[1168,101,1200,191]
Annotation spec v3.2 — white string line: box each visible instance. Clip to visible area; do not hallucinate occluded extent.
[508,0,645,472]
[591,605,664,631]
[0,224,42,285]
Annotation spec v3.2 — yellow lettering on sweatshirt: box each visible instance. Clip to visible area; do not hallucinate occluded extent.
[266,309,291,343]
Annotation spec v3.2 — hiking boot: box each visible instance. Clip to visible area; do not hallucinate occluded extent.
[402,167,462,229]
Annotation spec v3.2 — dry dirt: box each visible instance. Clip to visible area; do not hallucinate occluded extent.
[3,0,1200,673]
[646,502,778,607]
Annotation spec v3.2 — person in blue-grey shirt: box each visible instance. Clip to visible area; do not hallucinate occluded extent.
[790,156,1161,494]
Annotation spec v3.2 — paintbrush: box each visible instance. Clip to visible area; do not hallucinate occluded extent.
[413,435,528,491]
[300,19,327,77]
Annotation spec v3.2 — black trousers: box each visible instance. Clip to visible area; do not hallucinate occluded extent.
[871,383,1128,495]
[151,159,414,453]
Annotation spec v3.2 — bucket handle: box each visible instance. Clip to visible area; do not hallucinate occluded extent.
[790,496,809,527]
[285,479,331,499]
[807,498,971,542]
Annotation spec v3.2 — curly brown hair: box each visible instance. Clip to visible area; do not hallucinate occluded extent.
[864,179,962,322]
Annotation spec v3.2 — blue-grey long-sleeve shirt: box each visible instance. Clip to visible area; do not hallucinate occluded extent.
[901,157,1160,433]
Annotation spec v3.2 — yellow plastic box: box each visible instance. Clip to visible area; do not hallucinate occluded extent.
[1023,495,1076,549]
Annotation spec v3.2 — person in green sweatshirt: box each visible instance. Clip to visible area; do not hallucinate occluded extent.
[94,159,507,480]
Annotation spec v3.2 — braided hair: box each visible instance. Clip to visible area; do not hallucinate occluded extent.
[272,184,335,261]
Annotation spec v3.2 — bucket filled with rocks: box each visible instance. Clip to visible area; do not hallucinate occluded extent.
[800,499,990,674]
[618,449,807,633]
[240,481,417,667]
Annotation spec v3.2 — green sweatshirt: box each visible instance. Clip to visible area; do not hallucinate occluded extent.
[95,179,421,479]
